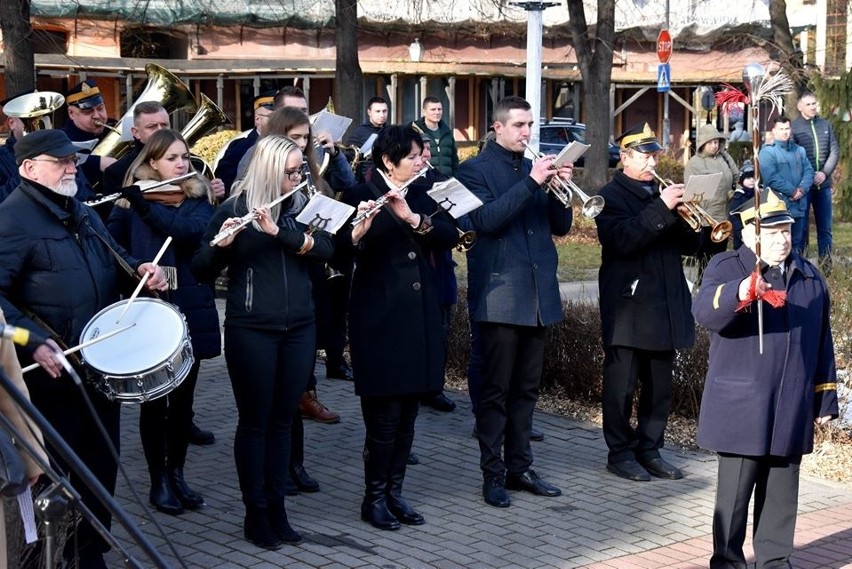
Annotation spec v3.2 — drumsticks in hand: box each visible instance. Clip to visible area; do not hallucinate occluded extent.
[21,322,138,374]
[116,236,172,324]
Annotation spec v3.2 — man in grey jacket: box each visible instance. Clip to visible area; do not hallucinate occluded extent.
[791,91,839,271]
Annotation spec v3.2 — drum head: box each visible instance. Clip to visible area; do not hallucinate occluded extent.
[80,298,186,375]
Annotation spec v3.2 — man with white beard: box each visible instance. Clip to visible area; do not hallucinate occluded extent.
[0,129,167,569]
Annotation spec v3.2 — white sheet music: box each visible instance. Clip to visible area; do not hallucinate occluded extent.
[360,133,378,157]
[18,487,38,544]
[427,178,483,219]
[684,172,723,203]
[310,111,353,143]
[296,194,355,235]
[552,141,591,168]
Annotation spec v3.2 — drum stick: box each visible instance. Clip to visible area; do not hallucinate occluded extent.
[21,322,137,374]
[116,236,173,324]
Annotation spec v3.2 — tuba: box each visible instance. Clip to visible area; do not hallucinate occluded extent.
[92,63,198,160]
[3,91,65,133]
[182,93,231,179]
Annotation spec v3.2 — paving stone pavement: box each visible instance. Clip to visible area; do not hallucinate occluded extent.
[99,304,852,569]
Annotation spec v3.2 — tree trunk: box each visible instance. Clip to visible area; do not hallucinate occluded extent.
[768,0,806,98]
[567,0,615,191]
[0,0,36,97]
[334,0,364,139]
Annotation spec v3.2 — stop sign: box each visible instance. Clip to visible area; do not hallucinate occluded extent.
[657,29,673,63]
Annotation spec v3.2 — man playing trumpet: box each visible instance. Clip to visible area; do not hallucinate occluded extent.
[595,123,703,482]
[62,80,117,186]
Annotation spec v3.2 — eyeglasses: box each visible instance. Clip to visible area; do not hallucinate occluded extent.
[29,156,80,168]
[284,169,303,182]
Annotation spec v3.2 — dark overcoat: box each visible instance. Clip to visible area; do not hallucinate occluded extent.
[694,246,838,457]
[107,165,221,360]
[339,175,459,398]
[456,141,572,327]
[595,171,701,351]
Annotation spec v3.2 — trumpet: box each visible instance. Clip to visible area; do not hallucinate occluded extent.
[650,171,732,243]
[456,228,476,252]
[521,141,605,218]
[94,120,123,136]
[350,169,428,226]
[210,180,308,246]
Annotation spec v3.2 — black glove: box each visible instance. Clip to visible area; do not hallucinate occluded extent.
[119,184,150,215]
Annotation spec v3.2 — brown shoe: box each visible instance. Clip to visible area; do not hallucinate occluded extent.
[299,390,340,424]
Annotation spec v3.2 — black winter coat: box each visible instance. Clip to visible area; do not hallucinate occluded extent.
[595,171,701,350]
[0,179,139,349]
[339,176,459,397]
[107,165,221,360]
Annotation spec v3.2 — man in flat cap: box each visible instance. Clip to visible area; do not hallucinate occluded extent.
[63,79,117,187]
[595,123,702,482]
[694,190,837,568]
[214,91,276,195]
[0,129,167,569]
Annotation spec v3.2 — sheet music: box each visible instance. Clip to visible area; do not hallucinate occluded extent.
[683,172,724,203]
[427,178,484,219]
[296,194,355,235]
[310,111,353,143]
[552,141,591,168]
[18,488,38,544]
[360,133,378,157]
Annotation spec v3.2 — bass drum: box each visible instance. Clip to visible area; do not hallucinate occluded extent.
[80,298,194,403]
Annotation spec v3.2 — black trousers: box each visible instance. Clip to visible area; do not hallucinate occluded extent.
[224,322,314,508]
[476,322,545,479]
[309,262,349,365]
[711,453,801,569]
[360,395,419,465]
[139,359,201,473]
[602,346,674,463]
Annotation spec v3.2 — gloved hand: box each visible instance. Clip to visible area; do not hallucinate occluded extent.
[119,184,150,215]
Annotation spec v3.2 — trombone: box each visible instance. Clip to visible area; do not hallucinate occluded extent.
[521,141,605,218]
[650,171,732,243]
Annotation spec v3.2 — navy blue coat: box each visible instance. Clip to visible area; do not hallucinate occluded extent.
[62,120,110,188]
[456,141,572,327]
[0,179,139,349]
[214,129,258,196]
[107,166,221,360]
[595,171,701,350]
[694,247,838,457]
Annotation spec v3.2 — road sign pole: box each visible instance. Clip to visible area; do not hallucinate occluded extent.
[657,27,673,148]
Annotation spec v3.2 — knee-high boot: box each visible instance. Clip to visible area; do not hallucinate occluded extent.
[386,431,424,525]
[360,435,400,530]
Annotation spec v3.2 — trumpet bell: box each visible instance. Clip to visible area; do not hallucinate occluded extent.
[581,195,605,218]
[709,219,733,243]
[3,91,65,133]
[456,229,476,252]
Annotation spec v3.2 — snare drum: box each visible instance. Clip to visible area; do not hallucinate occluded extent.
[80,298,195,403]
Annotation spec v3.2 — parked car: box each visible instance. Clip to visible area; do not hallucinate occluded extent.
[538,118,621,167]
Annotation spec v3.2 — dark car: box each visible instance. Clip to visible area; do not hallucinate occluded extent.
[539,119,620,167]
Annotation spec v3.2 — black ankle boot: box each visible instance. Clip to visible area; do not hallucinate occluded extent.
[149,471,183,515]
[268,501,302,544]
[244,507,283,550]
[168,466,205,510]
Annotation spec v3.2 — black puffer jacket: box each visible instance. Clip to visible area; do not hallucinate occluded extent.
[0,179,140,349]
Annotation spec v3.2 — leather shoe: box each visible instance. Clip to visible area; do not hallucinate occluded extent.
[638,457,684,480]
[188,423,215,446]
[506,469,561,497]
[607,459,652,482]
[285,475,299,496]
[149,471,183,515]
[326,359,353,380]
[289,464,320,492]
[406,452,420,465]
[530,427,544,442]
[299,390,340,424]
[482,477,510,508]
[421,392,456,412]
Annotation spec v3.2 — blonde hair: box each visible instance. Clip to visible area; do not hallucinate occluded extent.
[232,135,301,230]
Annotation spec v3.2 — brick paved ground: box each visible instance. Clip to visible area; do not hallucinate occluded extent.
[100,348,852,568]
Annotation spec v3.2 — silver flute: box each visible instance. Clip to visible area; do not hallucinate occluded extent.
[349,168,428,226]
[209,180,308,246]
[83,173,198,208]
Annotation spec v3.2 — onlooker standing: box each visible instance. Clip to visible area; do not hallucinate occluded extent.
[456,96,572,508]
[412,96,459,177]
[758,116,813,254]
[595,123,701,482]
[694,191,838,569]
[344,97,389,182]
[791,91,839,271]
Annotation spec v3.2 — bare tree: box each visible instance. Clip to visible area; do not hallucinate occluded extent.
[768,0,806,96]
[0,0,36,97]
[334,0,364,136]
[566,0,615,190]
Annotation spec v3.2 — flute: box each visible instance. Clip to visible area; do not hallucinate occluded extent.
[209,180,308,246]
[349,168,428,226]
[83,173,198,207]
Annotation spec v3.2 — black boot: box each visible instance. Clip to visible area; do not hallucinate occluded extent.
[289,464,320,493]
[244,507,283,550]
[168,466,205,510]
[149,471,183,515]
[360,436,400,531]
[268,501,302,544]
[386,432,424,525]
